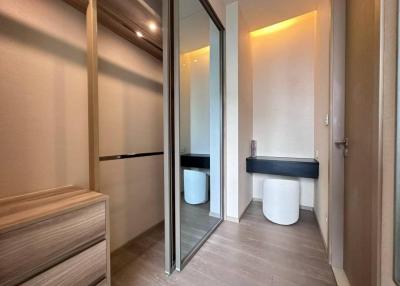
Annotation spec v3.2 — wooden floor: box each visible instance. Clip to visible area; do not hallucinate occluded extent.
[181,199,220,259]
[111,202,337,286]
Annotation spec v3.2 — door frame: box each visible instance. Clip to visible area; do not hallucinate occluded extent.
[163,0,226,274]
[328,0,346,270]
[163,0,175,275]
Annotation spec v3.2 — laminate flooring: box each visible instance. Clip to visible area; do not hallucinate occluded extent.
[111,201,337,286]
[180,199,220,259]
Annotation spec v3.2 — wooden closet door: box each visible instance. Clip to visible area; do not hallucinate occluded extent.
[344,0,381,285]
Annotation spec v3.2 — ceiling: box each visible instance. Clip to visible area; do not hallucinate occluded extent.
[226,0,320,31]
[65,0,163,59]
[180,0,211,53]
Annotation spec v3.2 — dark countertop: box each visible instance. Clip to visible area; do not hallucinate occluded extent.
[246,156,319,179]
[249,156,318,163]
[181,154,210,169]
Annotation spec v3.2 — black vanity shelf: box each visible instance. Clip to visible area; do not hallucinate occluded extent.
[246,156,319,179]
[181,154,210,169]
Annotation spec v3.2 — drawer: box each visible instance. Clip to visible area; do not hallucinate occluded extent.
[0,202,106,286]
[96,279,108,286]
[22,240,107,286]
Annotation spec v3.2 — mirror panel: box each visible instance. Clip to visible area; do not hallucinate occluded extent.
[177,0,223,265]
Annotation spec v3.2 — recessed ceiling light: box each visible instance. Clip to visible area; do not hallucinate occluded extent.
[136,31,144,38]
[148,22,157,32]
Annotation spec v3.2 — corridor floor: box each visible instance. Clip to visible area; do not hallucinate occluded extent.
[111,201,337,286]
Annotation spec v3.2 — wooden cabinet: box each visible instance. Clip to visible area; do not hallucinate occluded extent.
[0,186,110,286]
[21,241,107,286]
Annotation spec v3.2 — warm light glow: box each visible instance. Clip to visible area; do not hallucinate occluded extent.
[136,31,144,38]
[148,22,158,32]
[183,46,210,58]
[181,46,210,67]
[250,11,317,37]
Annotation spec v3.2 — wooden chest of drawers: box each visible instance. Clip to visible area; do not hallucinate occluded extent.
[0,186,110,286]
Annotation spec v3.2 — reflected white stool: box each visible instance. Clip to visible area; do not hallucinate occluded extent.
[263,177,300,225]
[183,169,209,205]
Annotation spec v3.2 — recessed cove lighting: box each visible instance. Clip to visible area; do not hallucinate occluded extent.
[148,22,157,32]
[136,31,144,38]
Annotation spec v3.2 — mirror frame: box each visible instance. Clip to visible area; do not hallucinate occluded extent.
[172,0,225,272]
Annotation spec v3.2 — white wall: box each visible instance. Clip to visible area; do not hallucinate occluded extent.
[180,49,210,154]
[0,0,89,198]
[209,22,223,217]
[314,0,331,245]
[251,12,316,208]
[238,7,254,216]
[190,54,210,154]
[226,2,240,219]
[98,25,164,251]
[226,1,253,220]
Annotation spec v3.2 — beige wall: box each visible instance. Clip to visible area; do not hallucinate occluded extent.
[225,1,253,220]
[179,49,210,154]
[314,0,331,246]
[226,1,240,219]
[0,0,164,252]
[238,7,253,216]
[251,12,316,208]
[380,0,397,285]
[98,24,164,251]
[0,0,89,198]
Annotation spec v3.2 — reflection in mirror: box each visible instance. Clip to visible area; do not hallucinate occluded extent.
[178,0,222,262]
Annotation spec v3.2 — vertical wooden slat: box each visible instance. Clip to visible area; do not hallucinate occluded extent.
[87,0,107,283]
[87,0,100,192]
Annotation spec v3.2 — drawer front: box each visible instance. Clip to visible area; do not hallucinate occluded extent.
[96,279,108,286]
[22,240,107,286]
[0,202,106,286]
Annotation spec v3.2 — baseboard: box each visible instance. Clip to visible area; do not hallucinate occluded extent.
[312,209,328,251]
[300,205,314,212]
[239,199,253,221]
[252,198,314,212]
[226,216,240,223]
[226,199,253,223]
[209,211,220,218]
[332,267,351,286]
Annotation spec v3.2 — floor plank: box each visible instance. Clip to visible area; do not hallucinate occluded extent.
[111,202,337,286]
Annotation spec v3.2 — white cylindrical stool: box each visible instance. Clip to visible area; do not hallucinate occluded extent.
[184,169,209,205]
[263,177,300,225]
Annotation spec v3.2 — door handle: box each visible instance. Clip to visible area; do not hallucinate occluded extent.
[335,138,348,148]
[335,138,349,157]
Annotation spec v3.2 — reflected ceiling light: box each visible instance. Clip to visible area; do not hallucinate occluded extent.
[136,31,144,38]
[250,11,316,37]
[148,22,158,32]
[193,59,198,63]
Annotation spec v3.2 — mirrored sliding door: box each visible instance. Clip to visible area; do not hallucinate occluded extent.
[172,0,224,271]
